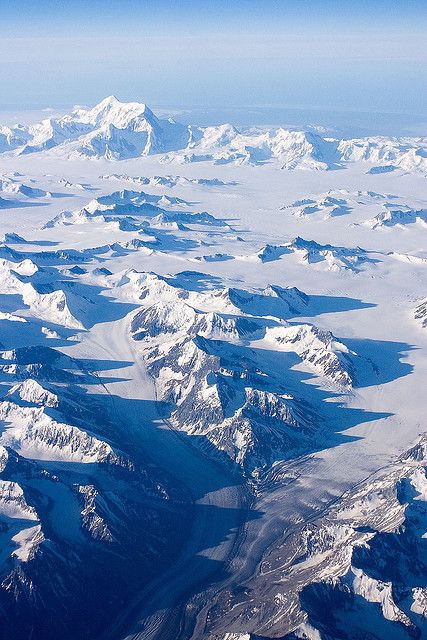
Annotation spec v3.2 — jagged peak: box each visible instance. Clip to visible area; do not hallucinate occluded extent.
[96,94,120,107]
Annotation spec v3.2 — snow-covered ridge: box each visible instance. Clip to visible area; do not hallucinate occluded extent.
[0,373,121,464]
[0,341,177,626]
[126,270,357,472]
[44,188,179,228]
[364,205,427,229]
[242,236,377,272]
[0,398,117,463]
[0,97,425,173]
[338,136,427,174]
[1,173,52,199]
[39,188,234,264]
[281,189,393,219]
[282,189,427,229]
[0,479,38,521]
[99,173,237,188]
[0,256,91,328]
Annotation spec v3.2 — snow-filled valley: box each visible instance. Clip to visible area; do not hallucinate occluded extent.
[0,97,426,640]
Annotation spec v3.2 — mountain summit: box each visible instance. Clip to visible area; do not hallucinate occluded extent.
[12,96,190,159]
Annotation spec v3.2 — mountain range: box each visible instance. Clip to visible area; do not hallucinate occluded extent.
[0,96,425,173]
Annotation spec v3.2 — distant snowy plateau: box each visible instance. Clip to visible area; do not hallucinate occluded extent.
[0,96,426,640]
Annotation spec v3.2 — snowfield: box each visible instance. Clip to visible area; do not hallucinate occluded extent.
[0,97,426,640]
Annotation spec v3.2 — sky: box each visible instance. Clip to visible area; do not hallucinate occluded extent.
[0,0,426,123]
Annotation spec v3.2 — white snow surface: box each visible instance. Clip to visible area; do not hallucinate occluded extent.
[0,97,426,639]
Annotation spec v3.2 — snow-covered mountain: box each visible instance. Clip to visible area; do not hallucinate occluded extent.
[0,95,426,640]
[3,96,191,160]
[117,269,359,472]
[0,174,51,198]
[338,136,427,173]
[0,125,29,153]
[0,97,426,173]
[0,339,187,640]
[365,205,427,229]
[165,126,340,169]
[243,236,377,272]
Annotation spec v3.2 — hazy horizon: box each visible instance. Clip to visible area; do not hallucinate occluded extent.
[0,101,426,139]
[1,0,425,120]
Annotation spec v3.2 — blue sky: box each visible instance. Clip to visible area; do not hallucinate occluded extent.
[0,0,425,118]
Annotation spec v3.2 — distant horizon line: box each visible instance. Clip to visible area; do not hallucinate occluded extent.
[0,99,426,120]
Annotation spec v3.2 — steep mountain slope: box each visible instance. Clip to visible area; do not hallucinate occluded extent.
[121,270,359,473]
[14,96,191,160]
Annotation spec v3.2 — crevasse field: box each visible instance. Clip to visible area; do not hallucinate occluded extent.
[0,96,426,640]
